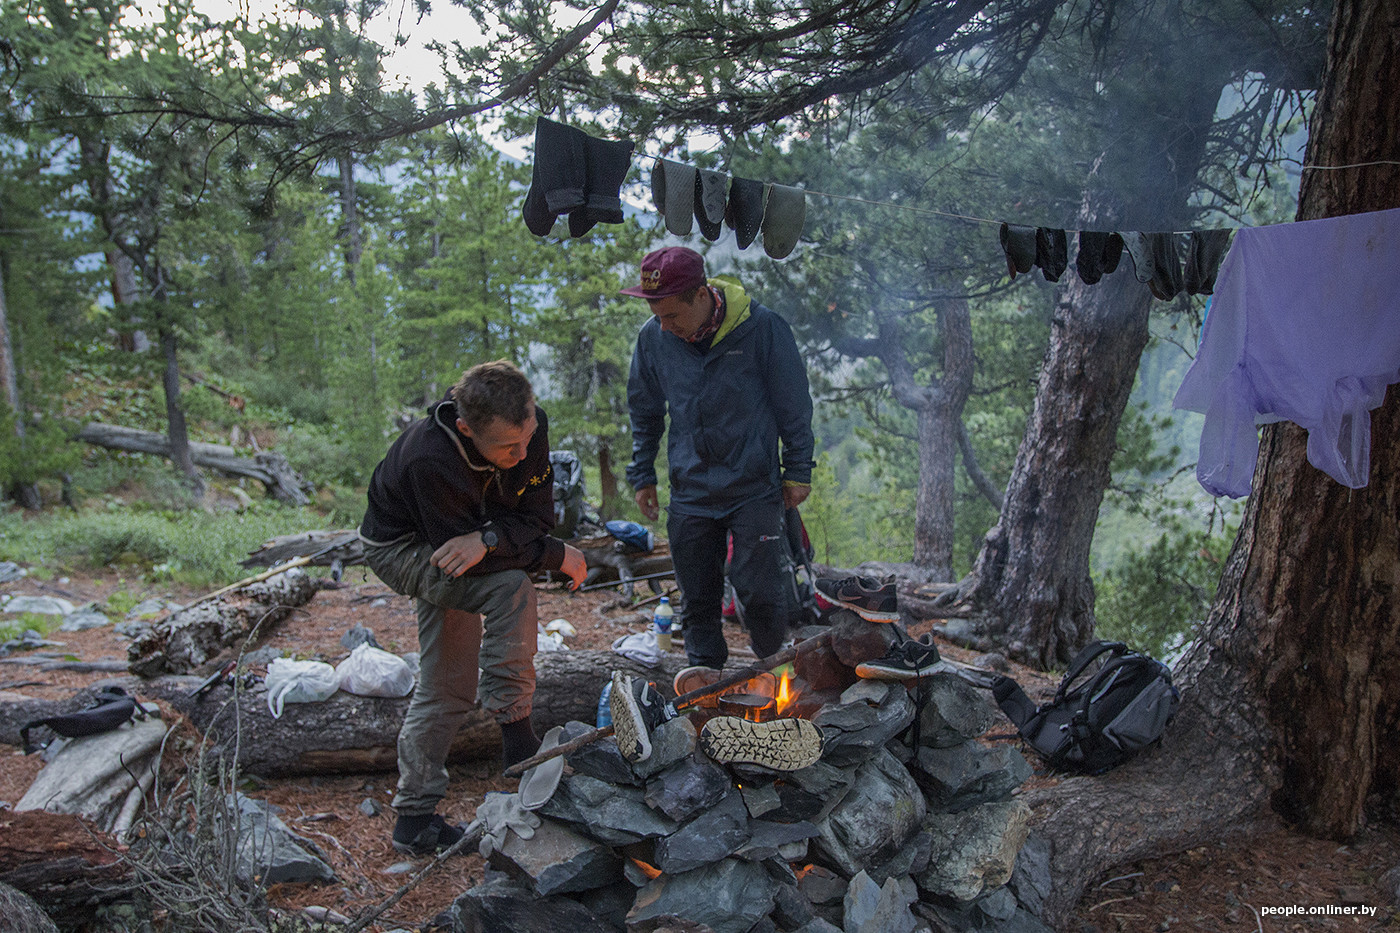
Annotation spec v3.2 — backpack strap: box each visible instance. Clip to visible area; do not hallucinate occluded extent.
[1053,640,1128,704]
[19,687,141,754]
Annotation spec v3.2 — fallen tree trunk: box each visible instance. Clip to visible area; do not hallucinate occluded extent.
[0,650,700,777]
[127,568,321,677]
[77,422,313,506]
[0,811,130,927]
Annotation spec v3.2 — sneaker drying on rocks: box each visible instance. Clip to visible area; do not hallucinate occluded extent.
[814,574,899,622]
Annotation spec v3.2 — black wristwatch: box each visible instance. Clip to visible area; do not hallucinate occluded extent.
[480,528,499,552]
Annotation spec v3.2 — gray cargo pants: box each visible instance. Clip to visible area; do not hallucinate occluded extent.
[363,535,537,815]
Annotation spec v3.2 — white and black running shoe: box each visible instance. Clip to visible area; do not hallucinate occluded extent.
[855,635,946,680]
[610,671,671,763]
[815,574,899,622]
[699,716,823,771]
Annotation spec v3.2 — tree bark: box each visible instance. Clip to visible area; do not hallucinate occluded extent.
[968,268,1152,668]
[1222,0,1400,839]
[1026,2,1399,925]
[0,248,41,510]
[77,422,313,505]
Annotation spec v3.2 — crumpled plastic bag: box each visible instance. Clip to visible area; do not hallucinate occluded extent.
[334,643,416,698]
[477,792,540,857]
[611,629,661,667]
[264,659,339,719]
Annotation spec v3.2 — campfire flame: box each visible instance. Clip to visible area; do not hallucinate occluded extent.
[630,857,662,880]
[775,668,797,716]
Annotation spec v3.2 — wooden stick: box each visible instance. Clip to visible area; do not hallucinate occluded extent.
[503,629,833,777]
[182,554,314,611]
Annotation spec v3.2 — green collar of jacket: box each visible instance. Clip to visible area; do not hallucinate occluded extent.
[709,276,751,346]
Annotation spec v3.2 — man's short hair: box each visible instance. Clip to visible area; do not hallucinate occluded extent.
[452,361,535,431]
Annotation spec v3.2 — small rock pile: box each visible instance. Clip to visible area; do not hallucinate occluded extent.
[443,612,1050,933]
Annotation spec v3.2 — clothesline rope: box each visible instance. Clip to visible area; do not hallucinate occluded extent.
[628,150,1399,234]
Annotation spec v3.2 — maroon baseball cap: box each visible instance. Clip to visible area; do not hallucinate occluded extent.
[619,247,707,299]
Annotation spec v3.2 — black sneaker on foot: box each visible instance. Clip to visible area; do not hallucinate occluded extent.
[699,716,823,771]
[855,635,945,680]
[392,813,466,856]
[815,575,899,622]
[610,671,672,763]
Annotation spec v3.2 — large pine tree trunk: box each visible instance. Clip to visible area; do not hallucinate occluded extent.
[1026,2,1399,925]
[1208,0,1400,839]
[969,267,1151,667]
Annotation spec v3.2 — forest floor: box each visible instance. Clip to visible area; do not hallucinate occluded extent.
[1,566,1397,932]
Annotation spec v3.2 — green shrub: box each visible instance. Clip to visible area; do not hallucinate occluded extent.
[1095,524,1235,658]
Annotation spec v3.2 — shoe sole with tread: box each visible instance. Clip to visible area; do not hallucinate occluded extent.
[699,716,823,771]
[609,671,653,763]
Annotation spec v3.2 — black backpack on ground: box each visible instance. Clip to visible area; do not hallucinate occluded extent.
[990,640,1179,775]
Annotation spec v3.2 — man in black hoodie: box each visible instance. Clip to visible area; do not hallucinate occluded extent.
[359,360,586,855]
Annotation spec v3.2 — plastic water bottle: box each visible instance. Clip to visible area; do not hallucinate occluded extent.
[596,681,613,728]
[653,596,674,651]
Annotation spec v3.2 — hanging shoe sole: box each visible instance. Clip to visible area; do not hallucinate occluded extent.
[700,716,823,771]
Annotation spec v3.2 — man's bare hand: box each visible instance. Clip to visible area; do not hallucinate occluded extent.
[783,484,811,510]
[635,485,660,522]
[431,532,487,577]
[560,544,588,590]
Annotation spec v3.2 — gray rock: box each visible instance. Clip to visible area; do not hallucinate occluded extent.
[645,752,732,822]
[491,816,623,896]
[844,869,917,933]
[58,605,111,632]
[914,675,1001,748]
[913,742,1031,811]
[632,715,698,779]
[813,680,916,766]
[112,620,151,640]
[628,857,778,933]
[918,893,1055,933]
[449,873,616,932]
[0,561,26,583]
[735,819,821,861]
[242,645,283,667]
[772,878,818,929]
[540,773,677,845]
[917,798,1031,902]
[740,780,782,818]
[224,793,336,885]
[340,624,380,650]
[798,864,848,905]
[814,748,926,876]
[2,595,75,616]
[17,710,168,836]
[792,920,845,933]
[358,797,382,817]
[655,791,751,873]
[125,597,182,620]
[561,720,639,786]
[866,829,934,884]
[1007,831,1053,917]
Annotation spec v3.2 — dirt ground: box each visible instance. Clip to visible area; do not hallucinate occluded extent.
[1,566,1397,932]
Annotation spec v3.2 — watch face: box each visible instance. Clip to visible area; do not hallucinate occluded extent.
[482,530,499,549]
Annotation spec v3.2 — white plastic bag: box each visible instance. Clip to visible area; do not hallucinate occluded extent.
[264,659,339,719]
[334,643,416,698]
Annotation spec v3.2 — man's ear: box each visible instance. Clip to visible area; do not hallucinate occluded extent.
[456,417,474,440]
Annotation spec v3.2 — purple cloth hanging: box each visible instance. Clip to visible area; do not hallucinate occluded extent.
[1174,208,1400,498]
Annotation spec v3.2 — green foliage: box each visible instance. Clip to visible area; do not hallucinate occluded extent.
[0,504,334,587]
[1095,521,1236,659]
[0,406,80,488]
[0,612,58,643]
